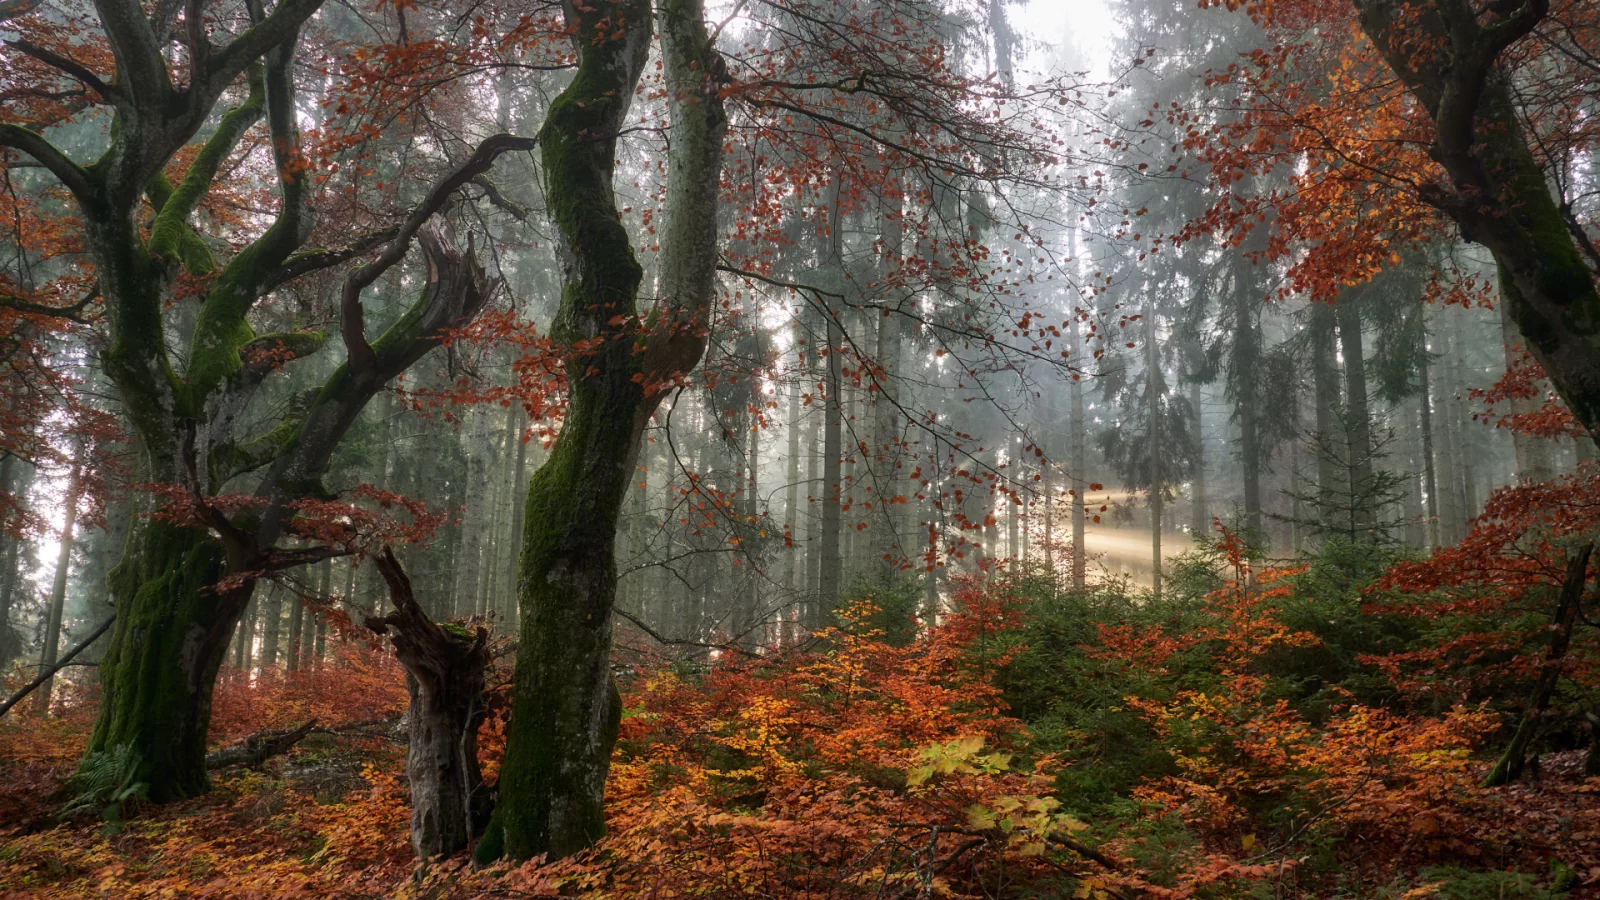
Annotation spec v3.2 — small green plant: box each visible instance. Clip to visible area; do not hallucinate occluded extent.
[61,744,148,833]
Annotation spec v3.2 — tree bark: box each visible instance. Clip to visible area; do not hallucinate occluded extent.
[366,548,492,858]
[91,520,237,800]
[1311,303,1343,514]
[1190,377,1207,537]
[1233,261,1263,536]
[484,0,726,863]
[1499,297,1556,483]
[784,364,802,633]
[286,579,304,672]
[1419,347,1442,549]
[1070,317,1087,591]
[819,180,846,619]
[1146,295,1162,598]
[261,584,282,670]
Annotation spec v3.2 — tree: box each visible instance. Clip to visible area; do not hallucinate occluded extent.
[482,0,727,861]
[0,1,533,799]
[364,547,492,859]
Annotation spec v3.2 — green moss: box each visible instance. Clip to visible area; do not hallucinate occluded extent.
[88,519,239,803]
[148,68,266,272]
[490,0,653,862]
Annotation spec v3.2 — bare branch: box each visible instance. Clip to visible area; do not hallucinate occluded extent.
[340,133,536,371]
[0,616,115,719]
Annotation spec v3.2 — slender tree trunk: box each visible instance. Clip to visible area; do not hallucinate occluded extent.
[35,465,83,715]
[1440,324,1477,529]
[1311,303,1343,514]
[1070,317,1087,591]
[1484,544,1593,786]
[1190,377,1207,536]
[1233,266,1263,537]
[1042,436,1055,577]
[819,317,844,619]
[486,0,724,862]
[1338,297,1376,538]
[742,419,760,647]
[261,585,282,670]
[286,581,303,672]
[1402,405,1427,548]
[923,493,940,623]
[0,454,26,668]
[1146,298,1162,597]
[872,303,902,576]
[1419,351,1442,549]
[506,409,530,628]
[783,368,801,636]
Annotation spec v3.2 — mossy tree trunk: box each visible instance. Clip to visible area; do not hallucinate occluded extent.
[484,0,726,863]
[1353,0,1600,446]
[90,521,235,800]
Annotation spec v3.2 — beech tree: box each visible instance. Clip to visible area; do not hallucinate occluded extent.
[0,0,530,800]
[482,0,1099,859]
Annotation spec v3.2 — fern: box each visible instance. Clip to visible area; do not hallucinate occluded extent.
[62,744,148,832]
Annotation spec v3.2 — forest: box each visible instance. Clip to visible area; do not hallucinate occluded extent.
[1,0,1598,896]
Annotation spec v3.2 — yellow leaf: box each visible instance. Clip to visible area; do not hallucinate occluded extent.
[1241,833,1256,851]
[966,804,997,830]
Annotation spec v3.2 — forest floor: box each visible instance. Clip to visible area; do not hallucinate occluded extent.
[3,569,1600,899]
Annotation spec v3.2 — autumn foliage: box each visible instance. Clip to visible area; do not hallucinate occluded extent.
[7,519,1600,898]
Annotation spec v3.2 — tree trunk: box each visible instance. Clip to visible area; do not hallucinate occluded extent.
[485,0,724,863]
[872,303,903,576]
[0,453,22,668]
[286,580,304,671]
[35,464,83,715]
[1337,296,1376,539]
[1233,264,1263,536]
[1070,317,1087,591]
[1146,297,1162,598]
[819,311,844,619]
[1311,303,1343,514]
[1500,298,1556,483]
[1190,377,1207,537]
[806,360,822,626]
[0,511,21,668]
[1419,349,1442,549]
[366,549,492,858]
[783,366,802,634]
[506,408,530,628]
[261,585,282,670]
[1483,543,1592,786]
[88,520,239,801]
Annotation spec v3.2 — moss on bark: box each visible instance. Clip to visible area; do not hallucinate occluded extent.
[484,0,653,862]
[87,519,243,802]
